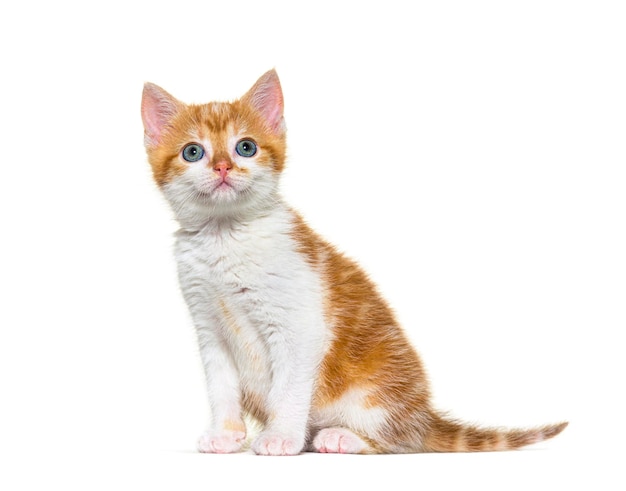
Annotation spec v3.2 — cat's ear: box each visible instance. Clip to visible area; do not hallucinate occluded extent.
[141,82,182,147]
[241,69,285,134]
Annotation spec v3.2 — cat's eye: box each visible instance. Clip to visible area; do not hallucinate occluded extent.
[235,139,257,158]
[182,143,205,162]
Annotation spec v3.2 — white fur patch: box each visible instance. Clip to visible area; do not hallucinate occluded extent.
[311,387,388,436]
[173,202,330,452]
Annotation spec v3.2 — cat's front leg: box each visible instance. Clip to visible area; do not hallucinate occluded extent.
[250,377,313,456]
[250,314,324,456]
[196,329,246,454]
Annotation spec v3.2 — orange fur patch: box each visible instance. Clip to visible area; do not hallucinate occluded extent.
[242,390,269,426]
[223,419,246,433]
[423,415,568,452]
[219,299,241,335]
[144,96,286,187]
[291,212,568,453]
[291,213,432,447]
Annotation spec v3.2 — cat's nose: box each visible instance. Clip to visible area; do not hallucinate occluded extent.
[213,160,232,179]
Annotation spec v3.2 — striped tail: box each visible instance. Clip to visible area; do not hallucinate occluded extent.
[422,412,568,452]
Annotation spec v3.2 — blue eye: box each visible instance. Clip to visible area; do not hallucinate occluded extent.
[182,143,204,162]
[235,139,257,157]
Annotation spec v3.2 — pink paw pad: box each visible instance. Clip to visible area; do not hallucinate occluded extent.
[313,428,368,454]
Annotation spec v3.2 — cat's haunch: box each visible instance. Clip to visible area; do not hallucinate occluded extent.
[141,69,567,455]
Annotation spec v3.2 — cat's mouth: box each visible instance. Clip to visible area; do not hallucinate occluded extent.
[195,177,245,200]
[212,177,238,194]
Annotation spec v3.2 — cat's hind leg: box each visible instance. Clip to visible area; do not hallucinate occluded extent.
[311,427,371,454]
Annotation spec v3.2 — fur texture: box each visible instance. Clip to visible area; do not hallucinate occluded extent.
[141,70,567,455]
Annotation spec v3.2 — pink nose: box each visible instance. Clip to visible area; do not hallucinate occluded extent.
[213,160,232,179]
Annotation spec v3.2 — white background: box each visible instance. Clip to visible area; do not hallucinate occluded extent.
[1,1,624,489]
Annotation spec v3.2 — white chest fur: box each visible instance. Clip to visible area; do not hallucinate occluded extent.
[173,206,328,401]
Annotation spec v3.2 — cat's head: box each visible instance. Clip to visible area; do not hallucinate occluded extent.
[141,70,286,228]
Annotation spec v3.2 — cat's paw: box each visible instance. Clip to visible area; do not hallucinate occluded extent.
[251,431,304,456]
[312,427,368,454]
[197,429,246,454]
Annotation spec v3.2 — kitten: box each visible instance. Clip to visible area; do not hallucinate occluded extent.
[141,69,567,455]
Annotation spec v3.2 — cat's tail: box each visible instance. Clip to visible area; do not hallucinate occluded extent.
[421,412,568,452]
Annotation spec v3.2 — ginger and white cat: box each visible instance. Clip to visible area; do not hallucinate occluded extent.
[141,70,567,455]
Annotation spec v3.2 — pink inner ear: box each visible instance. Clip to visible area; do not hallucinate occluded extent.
[244,70,285,134]
[264,93,284,133]
[141,83,180,146]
